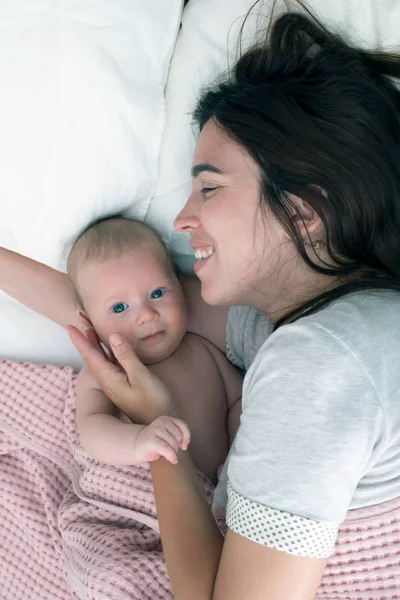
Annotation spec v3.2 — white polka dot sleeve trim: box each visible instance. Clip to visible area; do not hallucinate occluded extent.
[226,483,339,558]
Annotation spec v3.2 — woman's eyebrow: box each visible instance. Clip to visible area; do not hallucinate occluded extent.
[191,163,224,177]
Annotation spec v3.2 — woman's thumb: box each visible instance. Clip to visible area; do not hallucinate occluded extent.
[109,333,125,348]
[109,333,143,376]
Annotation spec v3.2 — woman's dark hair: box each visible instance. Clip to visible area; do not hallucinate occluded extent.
[193,4,400,327]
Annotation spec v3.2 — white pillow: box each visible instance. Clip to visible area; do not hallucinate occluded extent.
[0,0,183,368]
[146,0,261,261]
[149,0,400,267]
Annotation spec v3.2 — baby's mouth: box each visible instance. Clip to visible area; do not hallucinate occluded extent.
[141,330,165,342]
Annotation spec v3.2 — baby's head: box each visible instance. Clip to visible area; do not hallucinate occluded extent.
[67,216,187,365]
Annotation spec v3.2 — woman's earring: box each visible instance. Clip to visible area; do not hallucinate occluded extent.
[312,240,325,250]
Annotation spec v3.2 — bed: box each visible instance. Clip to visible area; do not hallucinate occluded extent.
[0,1,399,598]
[1,0,399,370]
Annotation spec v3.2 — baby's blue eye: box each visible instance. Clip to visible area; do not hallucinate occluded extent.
[150,288,165,300]
[112,302,128,314]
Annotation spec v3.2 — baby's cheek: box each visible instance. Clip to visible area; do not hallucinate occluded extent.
[170,314,187,342]
[171,301,188,329]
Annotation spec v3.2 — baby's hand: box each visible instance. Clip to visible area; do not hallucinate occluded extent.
[134,416,191,465]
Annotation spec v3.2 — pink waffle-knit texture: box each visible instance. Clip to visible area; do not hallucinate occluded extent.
[0,359,399,600]
[0,359,217,599]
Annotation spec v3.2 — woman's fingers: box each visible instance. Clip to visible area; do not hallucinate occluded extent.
[67,325,125,389]
[69,327,177,424]
[67,325,103,364]
[109,333,148,382]
[85,327,110,360]
[85,327,104,353]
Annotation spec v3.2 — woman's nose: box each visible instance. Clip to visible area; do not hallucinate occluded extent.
[173,196,200,232]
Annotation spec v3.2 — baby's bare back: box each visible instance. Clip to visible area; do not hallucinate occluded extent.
[149,333,239,483]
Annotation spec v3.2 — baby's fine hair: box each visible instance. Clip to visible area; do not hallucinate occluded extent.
[67,215,176,285]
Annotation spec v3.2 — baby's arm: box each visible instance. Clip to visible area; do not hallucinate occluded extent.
[216,359,242,447]
[200,339,243,446]
[0,246,81,329]
[76,366,190,465]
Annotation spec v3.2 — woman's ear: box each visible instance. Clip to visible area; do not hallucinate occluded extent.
[288,192,323,239]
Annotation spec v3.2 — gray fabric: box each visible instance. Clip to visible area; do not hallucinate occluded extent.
[221,291,400,524]
[226,304,273,371]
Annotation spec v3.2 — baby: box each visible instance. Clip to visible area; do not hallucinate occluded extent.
[0,216,243,482]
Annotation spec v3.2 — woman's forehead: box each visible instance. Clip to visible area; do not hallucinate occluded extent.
[194,120,231,161]
[193,120,258,178]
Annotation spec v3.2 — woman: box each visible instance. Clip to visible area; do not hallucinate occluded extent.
[68,10,400,600]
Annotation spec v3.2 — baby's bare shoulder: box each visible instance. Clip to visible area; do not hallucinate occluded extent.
[184,332,237,371]
[151,333,224,386]
[182,333,243,401]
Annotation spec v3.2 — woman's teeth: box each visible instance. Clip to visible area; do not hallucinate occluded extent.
[194,248,214,260]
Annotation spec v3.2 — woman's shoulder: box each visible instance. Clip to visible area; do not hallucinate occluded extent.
[231,291,400,524]
[258,290,400,354]
[226,290,400,372]
[297,290,400,365]
[226,305,273,370]
[307,289,400,332]
[248,290,400,412]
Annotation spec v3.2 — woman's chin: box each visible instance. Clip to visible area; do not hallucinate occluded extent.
[200,282,227,306]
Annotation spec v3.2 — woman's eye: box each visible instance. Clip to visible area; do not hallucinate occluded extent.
[111,302,128,314]
[150,288,165,300]
[201,187,217,196]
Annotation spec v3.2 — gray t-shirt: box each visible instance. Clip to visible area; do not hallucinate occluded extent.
[216,291,400,558]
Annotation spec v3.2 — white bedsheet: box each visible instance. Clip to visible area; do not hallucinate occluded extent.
[0,0,183,367]
[1,0,399,367]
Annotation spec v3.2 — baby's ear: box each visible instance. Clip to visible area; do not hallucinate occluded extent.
[77,309,94,331]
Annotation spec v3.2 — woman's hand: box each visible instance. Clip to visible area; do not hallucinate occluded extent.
[67,326,176,425]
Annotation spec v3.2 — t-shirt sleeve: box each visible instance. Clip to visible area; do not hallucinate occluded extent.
[225,305,253,369]
[226,321,387,558]
[226,305,273,371]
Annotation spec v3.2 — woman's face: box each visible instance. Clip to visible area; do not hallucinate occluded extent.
[174,119,289,309]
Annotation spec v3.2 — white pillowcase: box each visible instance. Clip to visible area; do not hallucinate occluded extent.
[1,0,399,368]
[0,0,183,368]
[149,0,400,267]
[146,0,260,263]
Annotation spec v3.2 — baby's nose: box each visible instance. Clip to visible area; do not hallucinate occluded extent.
[135,305,159,325]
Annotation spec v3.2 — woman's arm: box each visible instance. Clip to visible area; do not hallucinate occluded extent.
[68,328,327,600]
[0,246,80,329]
[151,454,327,600]
[179,274,228,352]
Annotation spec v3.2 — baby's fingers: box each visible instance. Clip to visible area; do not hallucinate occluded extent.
[153,438,179,465]
[155,427,181,454]
[169,417,191,451]
[153,416,191,451]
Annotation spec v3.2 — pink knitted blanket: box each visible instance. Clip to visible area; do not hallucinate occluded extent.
[1,359,399,600]
[0,359,216,600]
